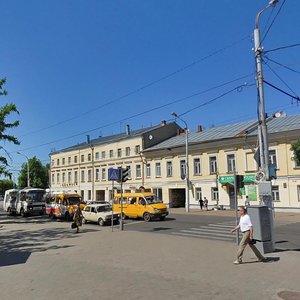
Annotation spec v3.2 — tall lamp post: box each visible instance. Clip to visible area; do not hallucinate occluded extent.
[17,152,30,187]
[171,112,190,213]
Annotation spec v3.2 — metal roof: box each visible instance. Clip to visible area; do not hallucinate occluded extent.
[144,114,300,152]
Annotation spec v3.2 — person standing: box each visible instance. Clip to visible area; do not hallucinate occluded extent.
[230,207,265,264]
[203,197,208,211]
[199,198,204,210]
[73,203,83,233]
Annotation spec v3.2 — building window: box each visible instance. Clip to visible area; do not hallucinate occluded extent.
[51,174,55,184]
[62,158,65,165]
[57,173,60,184]
[146,163,151,178]
[195,188,202,201]
[95,168,100,181]
[88,190,92,200]
[180,160,186,179]
[88,153,92,161]
[95,152,99,161]
[81,170,85,182]
[211,187,219,201]
[101,168,106,180]
[68,172,72,183]
[68,157,71,165]
[227,154,235,173]
[117,148,122,158]
[88,169,92,182]
[136,164,141,178]
[74,171,78,183]
[74,156,78,163]
[101,151,106,159]
[153,188,163,200]
[81,155,84,163]
[297,186,300,202]
[62,172,66,183]
[125,147,131,156]
[245,152,257,172]
[81,190,84,200]
[109,150,114,158]
[209,156,217,174]
[194,158,201,175]
[272,186,280,201]
[135,145,140,155]
[166,161,173,177]
[269,150,277,168]
[155,162,161,177]
[57,159,60,166]
[126,165,132,179]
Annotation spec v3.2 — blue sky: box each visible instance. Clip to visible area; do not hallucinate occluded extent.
[0,0,299,178]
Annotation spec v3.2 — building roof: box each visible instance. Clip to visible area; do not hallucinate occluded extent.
[51,124,162,154]
[144,114,300,152]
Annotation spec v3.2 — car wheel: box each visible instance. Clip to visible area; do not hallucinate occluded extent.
[143,212,151,222]
[82,217,87,224]
[98,218,105,226]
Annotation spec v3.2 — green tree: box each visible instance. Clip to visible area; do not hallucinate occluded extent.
[0,78,20,177]
[18,156,49,189]
[291,139,300,165]
[0,179,15,195]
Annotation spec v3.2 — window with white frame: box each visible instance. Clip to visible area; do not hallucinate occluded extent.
[180,160,186,179]
[62,172,66,183]
[88,169,92,182]
[74,156,78,163]
[195,188,202,201]
[194,158,201,175]
[81,155,84,162]
[68,157,71,165]
[95,168,100,181]
[62,158,65,165]
[68,172,72,183]
[135,145,140,155]
[88,190,91,200]
[227,154,235,173]
[74,171,78,183]
[88,153,91,161]
[155,162,161,177]
[136,164,141,178]
[117,148,122,158]
[101,168,106,180]
[101,151,106,159]
[57,159,60,166]
[146,163,151,178]
[125,147,131,156]
[95,152,99,161]
[166,161,173,177]
[81,170,85,182]
[211,187,219,201]
[269,149,277,168]
[109,150,114,158]
[57,173,60,183]
[272,185,280,201]
[209,156,217,174]
[51,174,55,184]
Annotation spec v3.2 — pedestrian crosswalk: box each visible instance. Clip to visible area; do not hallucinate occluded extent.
[171,221,237,242]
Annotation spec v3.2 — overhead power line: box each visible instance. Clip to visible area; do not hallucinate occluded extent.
[264,43,300,54]
[19,35,251,138]
[263,80,300,102]
[265,57,300,75]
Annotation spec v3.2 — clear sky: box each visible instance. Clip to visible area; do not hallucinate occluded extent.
[0,0,299,179]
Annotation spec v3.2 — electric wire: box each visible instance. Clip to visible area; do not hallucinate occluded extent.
[263,80,300,102]
[265,57,300,75]
[264,43,300,54]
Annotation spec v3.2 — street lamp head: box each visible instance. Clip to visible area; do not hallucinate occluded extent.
[269,0,278,6]
[171,112,178,118]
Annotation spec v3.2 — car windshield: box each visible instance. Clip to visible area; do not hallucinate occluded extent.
[67,197,81,205]
[144,195,162,204]
[96,205,112,212]
[27,190,46,203]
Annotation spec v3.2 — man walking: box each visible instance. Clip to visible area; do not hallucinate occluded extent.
[230,207,266,264]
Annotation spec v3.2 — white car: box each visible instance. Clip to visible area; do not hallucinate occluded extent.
[82,203,119,226]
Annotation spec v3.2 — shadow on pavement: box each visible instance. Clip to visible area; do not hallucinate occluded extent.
[0,227,98,267]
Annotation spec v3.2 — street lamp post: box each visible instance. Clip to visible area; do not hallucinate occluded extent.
[17,152,30,187]
[171,112,190,213]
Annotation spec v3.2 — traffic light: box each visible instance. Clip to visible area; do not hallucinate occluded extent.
[118,167,130,183]
[235,175,244,189]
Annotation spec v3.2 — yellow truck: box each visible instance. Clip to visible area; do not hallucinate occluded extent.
[113,192,169,221]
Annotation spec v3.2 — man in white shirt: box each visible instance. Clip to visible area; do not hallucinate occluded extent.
[230,207,265,264]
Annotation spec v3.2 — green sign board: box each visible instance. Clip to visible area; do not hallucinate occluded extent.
[218,174,255,184]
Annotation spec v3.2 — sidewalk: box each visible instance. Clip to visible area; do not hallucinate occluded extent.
[0,219,299,300]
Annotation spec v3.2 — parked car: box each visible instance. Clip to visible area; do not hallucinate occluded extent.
[82,203,119,226]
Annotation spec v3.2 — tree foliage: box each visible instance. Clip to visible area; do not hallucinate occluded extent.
[0,78,20,177]
[0,179,15,195]
[291,139,300,165]
[18,156,49,189]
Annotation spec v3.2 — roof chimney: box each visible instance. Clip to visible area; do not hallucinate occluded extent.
[197,125,203,132]
[161,120,166,126]
[126,124,130,135]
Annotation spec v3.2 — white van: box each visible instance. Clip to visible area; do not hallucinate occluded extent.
[3,189,19,214]
[16,188,46,217]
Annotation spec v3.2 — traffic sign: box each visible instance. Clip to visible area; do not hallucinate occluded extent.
[108,168,120,181]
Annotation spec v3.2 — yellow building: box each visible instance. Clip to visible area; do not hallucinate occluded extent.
[50,114,300,210]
